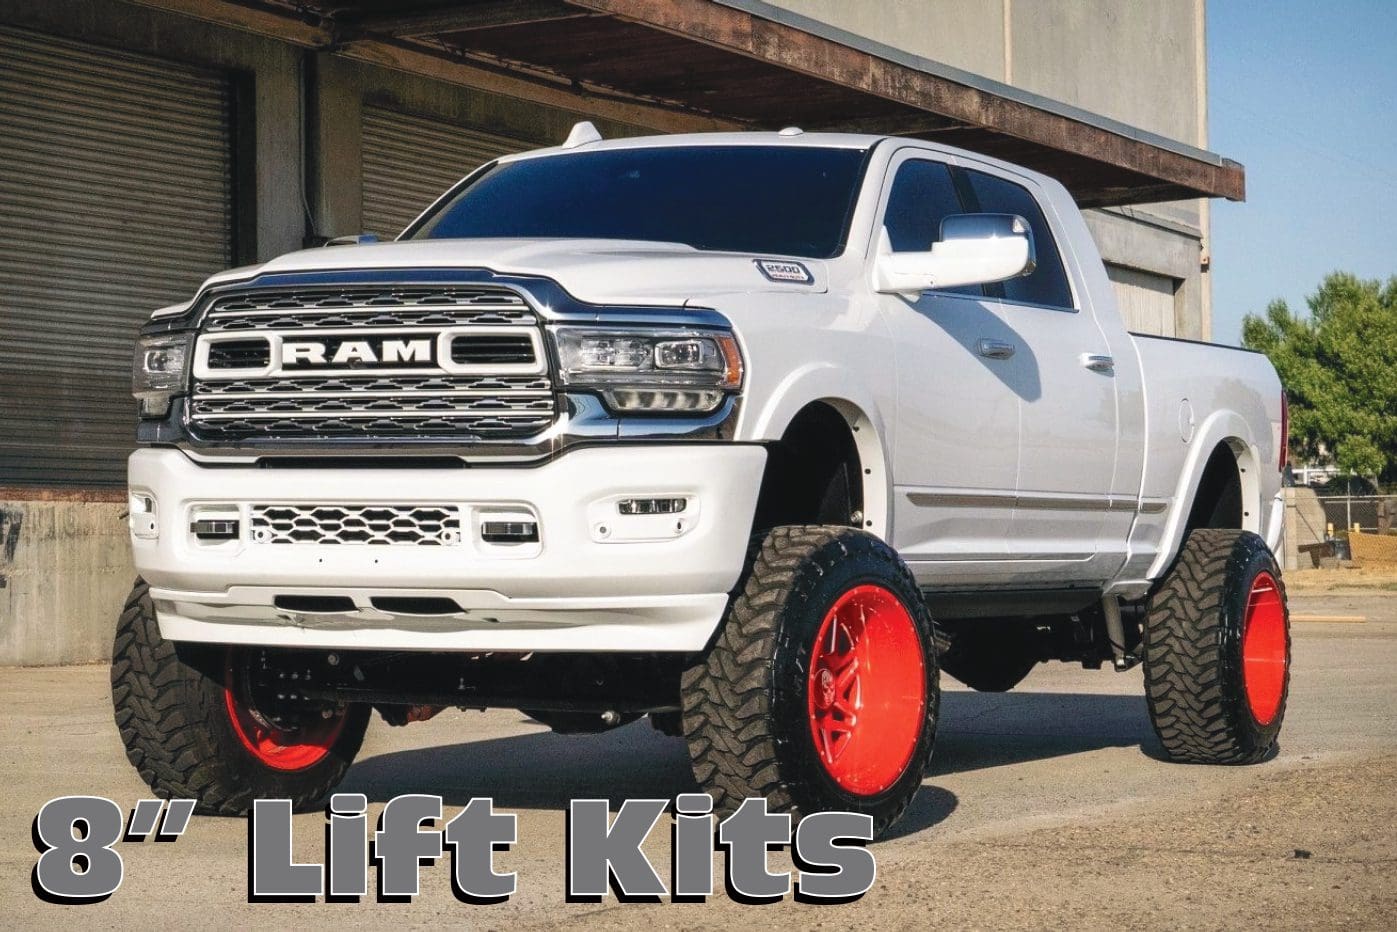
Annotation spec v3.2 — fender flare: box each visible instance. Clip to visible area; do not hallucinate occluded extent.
[744,363,894,539]
[1145,409,1264,580]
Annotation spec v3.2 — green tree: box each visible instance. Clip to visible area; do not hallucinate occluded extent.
[1241,272,1397,481]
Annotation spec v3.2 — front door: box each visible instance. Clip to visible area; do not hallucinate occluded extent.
[876,154,1026,587]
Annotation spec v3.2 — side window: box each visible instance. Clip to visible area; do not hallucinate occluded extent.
[882,158,981,296]
[961,169,1074,309]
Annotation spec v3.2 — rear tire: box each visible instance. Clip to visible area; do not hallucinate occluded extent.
[1143,530,1290,764]
[682,526,939,837]
[111,580,369,815]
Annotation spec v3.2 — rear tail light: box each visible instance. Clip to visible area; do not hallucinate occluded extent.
[1278,390,1290,472]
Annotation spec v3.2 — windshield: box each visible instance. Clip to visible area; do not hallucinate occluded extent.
[409,145,871,259]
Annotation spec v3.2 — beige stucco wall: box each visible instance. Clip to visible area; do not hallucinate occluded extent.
[766,0,1008,78]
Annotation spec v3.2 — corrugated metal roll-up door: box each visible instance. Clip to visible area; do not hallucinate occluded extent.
[361,105,528,237]
[0,27,232,488]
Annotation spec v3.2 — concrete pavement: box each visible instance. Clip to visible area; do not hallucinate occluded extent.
[2,591,1394,928]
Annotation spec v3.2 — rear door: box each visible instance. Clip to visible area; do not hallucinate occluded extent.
[957,166,1122,583]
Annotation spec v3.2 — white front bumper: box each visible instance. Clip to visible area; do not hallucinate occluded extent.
[129,445,765,651]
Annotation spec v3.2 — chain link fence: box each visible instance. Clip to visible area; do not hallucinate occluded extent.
[1316,495,1395,534]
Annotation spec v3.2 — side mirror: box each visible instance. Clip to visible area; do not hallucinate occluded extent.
[323,233,381,247]
[874,213,1035,296]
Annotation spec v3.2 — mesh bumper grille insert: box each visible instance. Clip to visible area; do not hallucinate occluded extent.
[249,504,462,546]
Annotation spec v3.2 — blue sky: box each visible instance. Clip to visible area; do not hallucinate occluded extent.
[1207,0,1397,345]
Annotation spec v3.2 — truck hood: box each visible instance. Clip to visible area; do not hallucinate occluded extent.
[200,238,829,306]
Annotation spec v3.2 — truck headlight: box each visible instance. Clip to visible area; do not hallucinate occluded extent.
[553,328,743,414]
[132,333,192,417]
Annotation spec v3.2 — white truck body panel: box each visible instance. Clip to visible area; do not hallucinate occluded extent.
[131,131,1284,649]
[130,444,764,651]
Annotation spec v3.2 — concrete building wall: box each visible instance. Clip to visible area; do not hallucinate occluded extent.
[0,0,1222,664]
[1,500,131,666]
[769,0,1213,341]
[766,0,1008,78]
[308,54,646,240]
[1,0,303,666]
[1008,0,1201,144]
[0,0,646,666]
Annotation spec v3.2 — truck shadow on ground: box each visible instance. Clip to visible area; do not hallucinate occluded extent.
[932,688,1163,772]
[339,690,1159,837]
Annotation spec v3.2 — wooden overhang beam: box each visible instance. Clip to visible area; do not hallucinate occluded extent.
[563,0,1245,204]
[351,0,591,39]
[123,0,741,133]
[127,0,1242,205]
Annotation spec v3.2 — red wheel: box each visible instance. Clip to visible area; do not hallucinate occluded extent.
[1241,571,1286,726]
[224,652,347,772]
[1144,529,1290,764]
[807,584,926,795]
[683,526,939,837]
[113,580,370,814]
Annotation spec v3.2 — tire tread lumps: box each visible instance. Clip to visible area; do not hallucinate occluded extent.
[682,525,938,835]
[110,579,365,815]
[1143,529,1288,764]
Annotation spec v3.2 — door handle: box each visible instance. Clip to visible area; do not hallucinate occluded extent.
[977,339,1016,360]
[1080,353,1115,372]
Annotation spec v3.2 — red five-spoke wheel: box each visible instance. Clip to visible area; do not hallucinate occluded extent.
[807,584,927,795]
[224,652,346,772]
[682,526,938,836]
[1241,571,1287,726]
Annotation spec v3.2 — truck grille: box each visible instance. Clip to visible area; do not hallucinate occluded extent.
[203,288,536,331]
[249,504,462,546]
[188,285,555,443]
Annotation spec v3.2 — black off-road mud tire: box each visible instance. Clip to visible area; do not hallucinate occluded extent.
[682,526,939,837]
[1143,529,1291,764]
[111,580,370,815]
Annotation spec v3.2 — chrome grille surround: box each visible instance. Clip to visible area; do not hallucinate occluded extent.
[249,504,462,546]
[187,286,556,443]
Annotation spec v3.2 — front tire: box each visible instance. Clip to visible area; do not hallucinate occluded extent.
[1143,529,1290,764]
[682,526,939,837]
[111,580,370,815]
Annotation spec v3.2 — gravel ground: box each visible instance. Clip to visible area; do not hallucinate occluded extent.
[561,753,1397,931]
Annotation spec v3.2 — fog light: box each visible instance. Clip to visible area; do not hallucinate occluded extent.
[189,506,241,542]
[480,520,539,543]
[190,518,240,541]
[617,497,687,516]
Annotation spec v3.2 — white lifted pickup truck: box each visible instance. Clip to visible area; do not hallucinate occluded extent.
[115,128,1290,835]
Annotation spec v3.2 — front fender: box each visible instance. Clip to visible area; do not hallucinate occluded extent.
[740,362,895,539]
